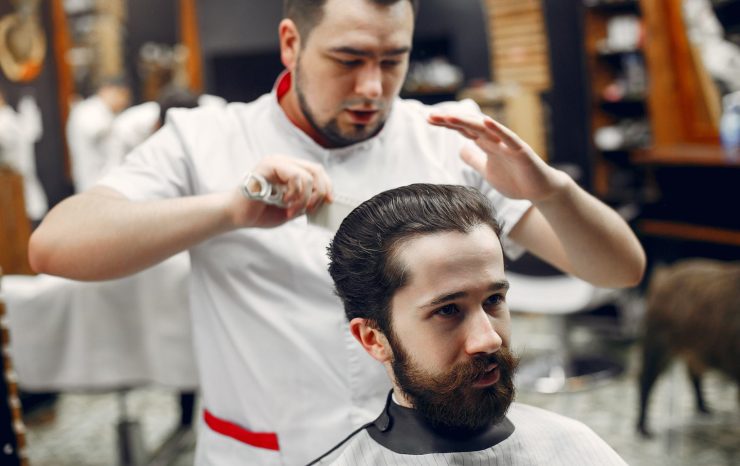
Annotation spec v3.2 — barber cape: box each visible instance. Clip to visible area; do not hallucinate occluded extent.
[312,392,627,466]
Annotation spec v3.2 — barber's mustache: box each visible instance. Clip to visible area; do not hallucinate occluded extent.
[342,98,387,111]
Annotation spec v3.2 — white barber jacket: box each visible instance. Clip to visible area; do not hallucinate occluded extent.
[66,95,118,192]
[0,96,47,220]
[99,77,532,466]
[108,101,160,167]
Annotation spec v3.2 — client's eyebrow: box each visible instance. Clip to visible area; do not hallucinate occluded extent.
[422,280,510,309]
[329,46,411,58]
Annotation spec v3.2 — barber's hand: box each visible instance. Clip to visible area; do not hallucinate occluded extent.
[428,113,570,202]
[230,156,333,228]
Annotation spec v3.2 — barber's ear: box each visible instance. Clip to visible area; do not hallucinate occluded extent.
[279,19,301,70]
[349,318,392,363]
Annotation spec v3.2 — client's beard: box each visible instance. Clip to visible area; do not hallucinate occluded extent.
[390,334,519,433]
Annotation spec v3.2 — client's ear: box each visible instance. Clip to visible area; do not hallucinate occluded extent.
[349,318,392,363]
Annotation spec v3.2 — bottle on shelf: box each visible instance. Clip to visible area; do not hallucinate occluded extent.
[720,90,740,160]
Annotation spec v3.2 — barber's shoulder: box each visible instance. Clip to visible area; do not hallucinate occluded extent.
[166,104,224,126]
[163,103,244,141]
[168,97,269,128]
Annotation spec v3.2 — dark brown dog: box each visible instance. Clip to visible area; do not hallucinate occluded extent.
[637,259,740,437]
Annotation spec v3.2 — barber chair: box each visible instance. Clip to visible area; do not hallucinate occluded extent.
[1,254,197,466]
[506,253,631,393]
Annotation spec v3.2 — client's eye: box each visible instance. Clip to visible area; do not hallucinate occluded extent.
[484,294,505,308]
[435,304,460,317]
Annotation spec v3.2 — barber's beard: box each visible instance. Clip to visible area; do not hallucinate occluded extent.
[390,334,519,433]
[295,60,386,147]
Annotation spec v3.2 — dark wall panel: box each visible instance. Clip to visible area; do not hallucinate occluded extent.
[416,0,490,83]
[543,0,592,189]
[196,0,491,96]
[126,0,178,102]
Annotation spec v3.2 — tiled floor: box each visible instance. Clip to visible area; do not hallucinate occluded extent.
[23,314,739,466]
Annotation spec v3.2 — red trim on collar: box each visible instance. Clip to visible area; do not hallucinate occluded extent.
[274,70,322,142]
[276,71,292,102]
[204,409,280,451]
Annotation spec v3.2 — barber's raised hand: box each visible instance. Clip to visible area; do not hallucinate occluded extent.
[229,156,333,228]
[428,113,570,202]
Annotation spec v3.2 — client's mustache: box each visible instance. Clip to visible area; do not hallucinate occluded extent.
[433,348,519,394]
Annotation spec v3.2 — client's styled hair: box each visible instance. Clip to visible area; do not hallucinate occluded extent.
[328,183,502,335]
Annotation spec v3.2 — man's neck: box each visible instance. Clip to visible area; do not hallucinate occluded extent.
[277,74,331,147]
[391,386,412,408]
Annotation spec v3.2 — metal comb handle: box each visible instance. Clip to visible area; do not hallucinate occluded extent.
[241,172,286,207]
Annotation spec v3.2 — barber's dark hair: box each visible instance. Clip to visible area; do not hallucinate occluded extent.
[284,0,419,40]
[328,183,502,335]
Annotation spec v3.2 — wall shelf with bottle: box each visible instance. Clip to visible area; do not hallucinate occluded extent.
[583,0,652,204]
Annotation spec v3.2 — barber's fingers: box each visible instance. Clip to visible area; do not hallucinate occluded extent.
[292,159,333,211]
[254,157,332,217]
[275,167,313,216]
[460,143,487,173]
[429,114,484,140]
[483,118,523,151]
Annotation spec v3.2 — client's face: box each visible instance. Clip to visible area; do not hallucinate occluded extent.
[387,225,517,431]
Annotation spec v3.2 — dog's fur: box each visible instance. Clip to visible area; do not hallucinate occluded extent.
[637,259,740,437]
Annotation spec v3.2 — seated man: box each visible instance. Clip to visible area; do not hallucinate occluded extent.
[318,183,627,465]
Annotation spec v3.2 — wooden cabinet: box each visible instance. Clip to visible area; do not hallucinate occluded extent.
[0,167,33,275]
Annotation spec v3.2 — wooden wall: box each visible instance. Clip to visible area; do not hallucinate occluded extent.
[0,169,33,275]
[484,0,552,160]
[486,0,551,90]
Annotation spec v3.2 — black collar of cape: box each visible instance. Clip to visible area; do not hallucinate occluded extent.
[365,390,516,455]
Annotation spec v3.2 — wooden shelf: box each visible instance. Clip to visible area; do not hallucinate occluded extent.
[599,98,646,116]
[638,219,740,246]
[600,147,648,165]
[632,145,740,167]
[584,2,650,200]
[594,48,644,68]
[595,48,643,58]
[584,0,641,14]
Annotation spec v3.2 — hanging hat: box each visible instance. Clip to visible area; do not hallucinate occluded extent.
[0,12,46,82]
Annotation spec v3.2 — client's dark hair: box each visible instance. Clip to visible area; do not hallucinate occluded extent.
[328,183,502,335]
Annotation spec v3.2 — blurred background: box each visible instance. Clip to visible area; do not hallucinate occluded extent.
[0,0,738,465]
